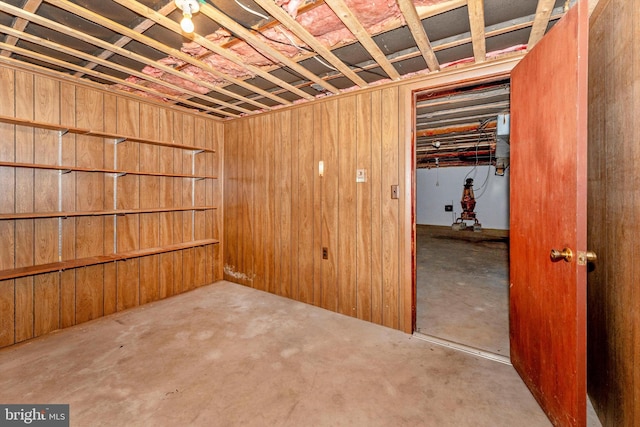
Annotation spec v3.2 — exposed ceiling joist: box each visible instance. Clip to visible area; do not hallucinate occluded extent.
[0,0,566,122]
[0,41,234,116]
[323,0,401,80]
[528,0,558,49]
[0,0,41,58]
[111,0,299,106]
[467,0,487,62]
[395,0,440,72]
[44,0,269,112]
[252,0,368,87]
[0,2,250,116]
[199,3,339,95]
[72,2,177,79]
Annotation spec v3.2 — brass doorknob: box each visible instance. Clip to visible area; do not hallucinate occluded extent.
[550,247,573,262]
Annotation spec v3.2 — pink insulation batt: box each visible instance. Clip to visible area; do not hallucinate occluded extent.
[129,0,452,103]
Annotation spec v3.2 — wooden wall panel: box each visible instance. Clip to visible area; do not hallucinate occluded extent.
[0,66,15,347]
[587,0,640,425]
[277,110,293,298]
[337,96,357,317]
[237,118,255,289]
[75,87,105,324]
[139,104,160,304]
[289,110,299,301]
[263,114,276,295]
[296,107,314,304]
[14,70,35,343]
[0,64,222,348]
[59,83,76,329]
[356,92,372,322]
[370,90,384,325]
[320,100,338,312]
[381,87,400,329]
[116,99,140,311]
[223,87,402,330]
[103,93,118,317]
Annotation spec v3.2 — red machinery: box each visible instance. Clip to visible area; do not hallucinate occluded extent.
[452,178,482,231]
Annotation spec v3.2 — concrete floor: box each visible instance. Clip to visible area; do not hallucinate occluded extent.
[0,280,552,426]
[416,225,510,357]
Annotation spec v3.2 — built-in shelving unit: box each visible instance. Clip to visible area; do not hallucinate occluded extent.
[0,113,219,283]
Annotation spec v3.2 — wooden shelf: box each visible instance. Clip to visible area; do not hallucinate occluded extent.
[0,114,215,153]
[0,239,219,281]
[0,161,217,180]
[0,206,217,220]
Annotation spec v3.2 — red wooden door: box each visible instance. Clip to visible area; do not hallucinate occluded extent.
[509,1,588,426]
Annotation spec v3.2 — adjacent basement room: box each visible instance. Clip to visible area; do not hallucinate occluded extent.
[0,0,637,426]
[413,80,511,361]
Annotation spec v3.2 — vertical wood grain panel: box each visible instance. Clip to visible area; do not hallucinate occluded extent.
[313,104,323,307]
[116,99,140,309]
[381,87,400,329]
[370,90,384,325]
[244,117,256,290]
[223,121,238,283]
[337,97,357,316]
[297,107,314,304]
[212,120,224,281]
[263,114,276,294]
[0,280,14,347]
[289,109,300,300]
[587,1,640,424]
[139,104,160,304]
[102,94,118,316]
[171,113,184,294]
[75,87,105,324]
[278,110,293,298]
[158,108,175,298]
[320,100,338,312]
[181,115,194,245]
[0,67,15,347]
[33,75,60,337]
[14,70,35,343]
[356,92,373,321]
[59,83,76,329]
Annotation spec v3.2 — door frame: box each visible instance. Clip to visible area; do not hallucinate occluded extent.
[398,56,524,333]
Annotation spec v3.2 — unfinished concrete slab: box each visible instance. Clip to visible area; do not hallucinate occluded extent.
[416,225,510,357]
[0,281,550,426]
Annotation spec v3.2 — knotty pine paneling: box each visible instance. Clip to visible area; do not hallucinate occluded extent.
[223,87,403,329]
[0,64,223,348]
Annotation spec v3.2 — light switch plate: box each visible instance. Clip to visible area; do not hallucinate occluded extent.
[356,169,367,183]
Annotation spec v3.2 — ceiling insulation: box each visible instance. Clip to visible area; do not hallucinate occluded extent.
[0,0,567,119]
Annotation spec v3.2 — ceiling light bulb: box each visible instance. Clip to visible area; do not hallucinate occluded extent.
[181,13,194,33]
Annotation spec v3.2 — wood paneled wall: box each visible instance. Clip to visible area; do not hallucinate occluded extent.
[587,0,640,424]
[224,88,406,330]
[0,65,223,348]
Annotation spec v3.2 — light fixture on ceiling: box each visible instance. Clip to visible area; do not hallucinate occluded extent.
[175,0,201,34]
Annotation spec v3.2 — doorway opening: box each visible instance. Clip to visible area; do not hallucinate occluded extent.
[413,80,511,361]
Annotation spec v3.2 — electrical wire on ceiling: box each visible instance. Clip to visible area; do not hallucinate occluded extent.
[463,122,494,200]
[233,0,269,20]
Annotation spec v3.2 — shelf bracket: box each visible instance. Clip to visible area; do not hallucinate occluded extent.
[193,149,205,155]
[115,137,127,144]
[60,169,72,175]
[59,129,69,136]
[115,172,127,177]
[194,176,206,181]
